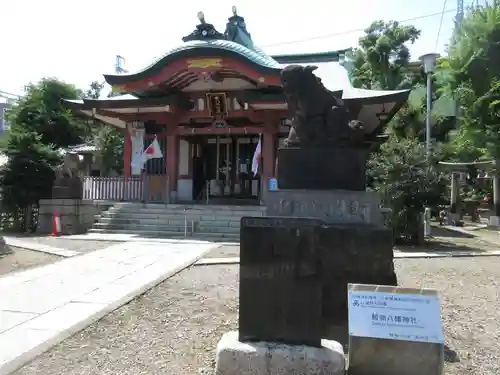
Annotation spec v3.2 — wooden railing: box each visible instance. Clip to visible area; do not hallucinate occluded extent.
[82,176,169,202]
[83,176,143,201]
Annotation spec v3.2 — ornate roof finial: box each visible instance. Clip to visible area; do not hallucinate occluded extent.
[182,11,225,42]
[224,6,254,49]
[197,11,206,24]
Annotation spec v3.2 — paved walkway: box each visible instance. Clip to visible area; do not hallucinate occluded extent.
[3,237,79,257]
[64,232,239,245]
[0,241,217,375]
[444,225,500,246]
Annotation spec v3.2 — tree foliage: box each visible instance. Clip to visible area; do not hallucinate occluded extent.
[5,78,89,148]
[84,81,104,100]
[351,20,421,90]
[368,138,448,242]
[351,20,451,242]
[0,131,60,208]
[0,78,91,212]
[446,1,500,161]
[95,126,124,175]
[82,81,124,176]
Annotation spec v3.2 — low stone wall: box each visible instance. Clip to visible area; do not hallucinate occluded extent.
[37,199,110,235]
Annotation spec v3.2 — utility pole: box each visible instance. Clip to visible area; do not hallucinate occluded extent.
[452,0,464,44]
[115,55,128,74]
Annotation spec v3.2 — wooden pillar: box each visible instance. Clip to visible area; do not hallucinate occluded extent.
[262,130,276,180]
[166,134,178,200]
[123,127,132,178]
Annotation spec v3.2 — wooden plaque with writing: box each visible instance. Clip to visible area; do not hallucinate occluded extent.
[239,216,323,347]
[206,92,228,118]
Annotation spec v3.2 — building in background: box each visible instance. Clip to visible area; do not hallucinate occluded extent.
[0,90,19,135]
[0,97,12,134]
[63,7,410,204]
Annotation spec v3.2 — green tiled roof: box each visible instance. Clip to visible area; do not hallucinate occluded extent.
[168,40,280,68]
[138,39,280,75]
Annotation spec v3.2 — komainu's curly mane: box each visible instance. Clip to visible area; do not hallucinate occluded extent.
[280,65,365,147]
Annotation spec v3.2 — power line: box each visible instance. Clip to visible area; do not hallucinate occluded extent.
[435,0,449,50]
[0,90,19,97]
[261,9,457,48]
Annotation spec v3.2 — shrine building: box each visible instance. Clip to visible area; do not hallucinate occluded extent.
[63,7,410,204]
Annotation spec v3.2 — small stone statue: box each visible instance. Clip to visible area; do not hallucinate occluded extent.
[280,65,365,148]
[52,153,83,199]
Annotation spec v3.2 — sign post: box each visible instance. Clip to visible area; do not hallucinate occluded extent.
[347,284,445,375]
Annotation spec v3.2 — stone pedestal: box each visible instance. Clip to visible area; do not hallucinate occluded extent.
[277,147,368,191]
[348,336,444,375]
[264,189,397,336]
[215,331,345,375]
[37,199,105,235]
[52,176,83,199]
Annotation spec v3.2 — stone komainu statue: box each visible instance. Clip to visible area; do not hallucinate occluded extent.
[280,65,365,148]
[52,154,83,199]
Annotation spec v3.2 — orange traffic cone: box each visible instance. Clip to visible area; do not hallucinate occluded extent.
[50,210,62,236]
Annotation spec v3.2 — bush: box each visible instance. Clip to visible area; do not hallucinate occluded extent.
[368,137,448,243]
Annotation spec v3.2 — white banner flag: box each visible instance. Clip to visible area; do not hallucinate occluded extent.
[251,137,261,176]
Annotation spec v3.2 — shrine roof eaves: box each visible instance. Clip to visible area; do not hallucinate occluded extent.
[61,94,175,110]
[271,49,352,64]
[103,39,281,86]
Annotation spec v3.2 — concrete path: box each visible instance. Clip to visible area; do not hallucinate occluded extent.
[54,232,239,245]
[195,250,500,266]
[0,241,217,375]
[3,237,79,257]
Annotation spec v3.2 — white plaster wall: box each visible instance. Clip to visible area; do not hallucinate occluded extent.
[177,179,193,201]
[178,139,190,176]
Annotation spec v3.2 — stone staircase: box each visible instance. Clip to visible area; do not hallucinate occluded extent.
[89,203,266,242]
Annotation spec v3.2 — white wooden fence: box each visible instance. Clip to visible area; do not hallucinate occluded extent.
[83,176,143,201]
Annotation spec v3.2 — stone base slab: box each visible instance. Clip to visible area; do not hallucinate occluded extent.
[215,331,345,375]
[489,215,500,226]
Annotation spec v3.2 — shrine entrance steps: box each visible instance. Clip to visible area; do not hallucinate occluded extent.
[89,203,265,242]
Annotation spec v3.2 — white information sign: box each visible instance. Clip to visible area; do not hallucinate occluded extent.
[348,285,444,344]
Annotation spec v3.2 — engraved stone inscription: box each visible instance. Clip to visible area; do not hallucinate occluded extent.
[239,216,322,347]
[267,196,373,224]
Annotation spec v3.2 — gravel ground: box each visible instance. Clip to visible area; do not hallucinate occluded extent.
[15,237,120,253]
[0,247,62,276]
[12,257,500,375]
[204,245,239,258]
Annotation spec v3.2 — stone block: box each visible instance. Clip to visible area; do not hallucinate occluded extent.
[265,190,384,226]
[317,224,397,329]
[276,147,368,190]
[489,215,500,226]
[348,336,444,375]
[215,331,345,375]
[239,217,322,347]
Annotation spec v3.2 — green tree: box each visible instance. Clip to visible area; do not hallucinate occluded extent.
[351,20,455,142]
[6,78,89,148]
[83,81,104,100]
[95,126,124,175]
[446,1,500,161]
[82,81,124,175]
[0,131,59,208]
[351,21,451,242]
[351,20,421,90]
[368,138,448,243]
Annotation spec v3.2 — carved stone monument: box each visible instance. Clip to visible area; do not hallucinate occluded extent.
[215,64,401,375]
[274,65,398,336]
[239,217,323,347]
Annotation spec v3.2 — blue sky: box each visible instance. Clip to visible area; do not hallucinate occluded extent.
[0,0,480,95]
